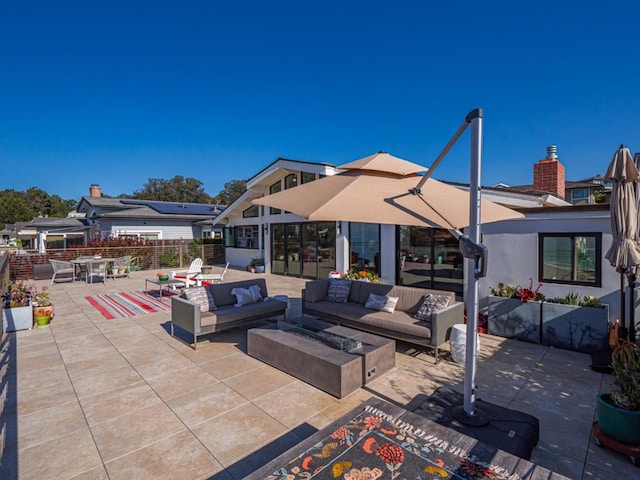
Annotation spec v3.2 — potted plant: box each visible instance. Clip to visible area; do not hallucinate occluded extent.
[2,281,33,331]
[596,340,640,444]
[542,292,608,353]
[250,258,265,273]
[488,279,545,344]
[32,286,54,327]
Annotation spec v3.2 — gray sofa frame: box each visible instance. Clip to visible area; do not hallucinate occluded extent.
[171,278,287,349]
[302,279,463,363]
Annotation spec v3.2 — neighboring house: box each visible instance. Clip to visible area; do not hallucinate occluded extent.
[497,145,610,205]
[76,185,225,241]
[24,216,94,252]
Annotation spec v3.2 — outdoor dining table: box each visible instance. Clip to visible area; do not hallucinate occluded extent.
[70,257,115,281]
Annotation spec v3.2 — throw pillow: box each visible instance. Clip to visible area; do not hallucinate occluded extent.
[183,287,217,312]
[231,287,258,307]
[326,279,352,303]
[247,284,263,303]
[413,294,450,321]
[364,293,399,313]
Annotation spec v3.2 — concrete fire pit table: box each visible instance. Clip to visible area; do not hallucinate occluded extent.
[247,317,395,398]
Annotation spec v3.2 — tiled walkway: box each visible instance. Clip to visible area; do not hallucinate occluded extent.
[0,268,634,479]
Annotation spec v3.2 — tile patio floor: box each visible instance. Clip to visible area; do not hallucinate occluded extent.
[0,267,634,479]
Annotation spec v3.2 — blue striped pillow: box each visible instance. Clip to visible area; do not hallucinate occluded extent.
[326,279,352,303]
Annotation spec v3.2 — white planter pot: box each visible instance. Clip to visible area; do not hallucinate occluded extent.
[2,302,33,332]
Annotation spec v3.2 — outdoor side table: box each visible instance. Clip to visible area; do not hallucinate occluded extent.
[449,323,480,364]
[145,278,185,299]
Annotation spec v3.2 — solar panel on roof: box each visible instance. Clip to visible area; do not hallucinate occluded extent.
[120,199,218,216]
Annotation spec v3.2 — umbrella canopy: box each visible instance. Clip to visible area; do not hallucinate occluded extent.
[604,145,640,270]
[253,152,524,231]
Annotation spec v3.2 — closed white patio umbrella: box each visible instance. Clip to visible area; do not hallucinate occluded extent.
[604,145,640,341]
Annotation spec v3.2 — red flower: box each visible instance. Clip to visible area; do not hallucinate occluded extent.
[362,416,383,430]
[460,458,495,478]
[375,444,405,465]
[331,427,351,440]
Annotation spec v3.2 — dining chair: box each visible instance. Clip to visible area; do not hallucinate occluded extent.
[110,255,132,279]
[86,260,108,284]
[49,259,76,285]
[75,256,95,282]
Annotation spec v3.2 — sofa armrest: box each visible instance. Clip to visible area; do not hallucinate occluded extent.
[171,296,202,334]
[430,301,464,347]
[303,280,329,303]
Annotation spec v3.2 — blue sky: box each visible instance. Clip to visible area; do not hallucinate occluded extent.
[1,1,639,201]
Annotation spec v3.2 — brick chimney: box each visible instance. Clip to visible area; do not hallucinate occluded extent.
[90,184,102,198]
[533,146,565,199]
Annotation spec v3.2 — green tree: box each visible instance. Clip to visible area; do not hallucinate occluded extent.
[0,190,34,227]
[133,176,214,203]
[214,179,246,205]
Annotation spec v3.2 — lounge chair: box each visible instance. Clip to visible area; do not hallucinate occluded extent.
[197,262,229,286]
[49,259,76,284]
[170,257,203,288]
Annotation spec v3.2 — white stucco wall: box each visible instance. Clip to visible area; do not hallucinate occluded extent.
[477,210,621,321]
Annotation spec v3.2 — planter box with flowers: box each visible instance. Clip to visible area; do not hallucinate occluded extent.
[2,281,33,332]
[341,267,380,283]
[541,292,608,353]
[488,279,544,344]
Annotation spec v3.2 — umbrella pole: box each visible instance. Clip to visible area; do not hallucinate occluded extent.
[451,109,489,426]
[629,274,636,343]
[620,270,628,341]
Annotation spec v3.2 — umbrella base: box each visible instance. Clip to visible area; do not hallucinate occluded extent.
[591,348,614,374]
[415,386,540,460]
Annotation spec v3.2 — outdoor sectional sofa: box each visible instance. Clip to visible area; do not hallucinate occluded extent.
[171,278,287,349]
[302,279,463,362]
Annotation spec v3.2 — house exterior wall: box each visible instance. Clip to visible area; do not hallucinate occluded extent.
[477,211,621,321]
[100,219,199,240]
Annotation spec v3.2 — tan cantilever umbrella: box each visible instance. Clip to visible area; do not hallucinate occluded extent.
[605,145,640,341]
[253,151,523,230]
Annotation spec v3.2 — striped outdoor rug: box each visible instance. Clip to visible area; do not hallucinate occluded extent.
[85,290,174,320]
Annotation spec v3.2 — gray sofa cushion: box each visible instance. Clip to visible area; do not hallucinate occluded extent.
[209,279,269,307]
[338,304,433,339]
[200,300,286,327]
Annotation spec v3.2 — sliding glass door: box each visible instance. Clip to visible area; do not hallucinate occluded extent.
[271,222,336,278]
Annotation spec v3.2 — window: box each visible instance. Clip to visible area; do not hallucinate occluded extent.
[236,225,259,249]
[571,188,589,202]
[284,173,298,189]
[243,205,260,218]
[349,222,380,273]
[539,233,601,286]
[301,172,315,184]
[269,181,281,215]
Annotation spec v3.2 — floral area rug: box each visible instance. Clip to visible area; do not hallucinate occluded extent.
[85,290,175,320]
[258,400,558,480]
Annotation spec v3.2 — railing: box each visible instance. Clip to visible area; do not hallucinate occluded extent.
[6,243,226,281]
